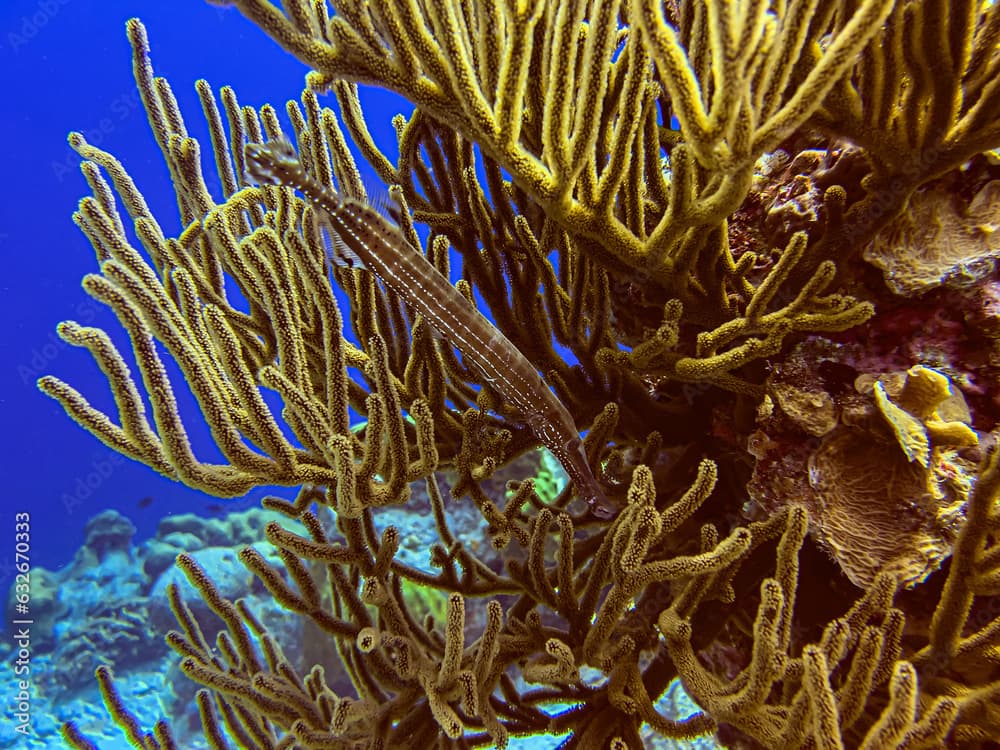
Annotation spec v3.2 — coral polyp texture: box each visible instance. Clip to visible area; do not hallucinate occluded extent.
[41,1,1000,748]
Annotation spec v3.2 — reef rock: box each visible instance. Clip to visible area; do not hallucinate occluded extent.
[750,342,979,589]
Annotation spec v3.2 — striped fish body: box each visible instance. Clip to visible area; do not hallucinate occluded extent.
[245,142,613,519]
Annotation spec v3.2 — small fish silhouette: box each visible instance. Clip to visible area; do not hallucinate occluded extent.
[245,139,614,519]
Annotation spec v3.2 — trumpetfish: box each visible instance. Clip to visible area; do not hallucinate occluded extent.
[244,139,613,520]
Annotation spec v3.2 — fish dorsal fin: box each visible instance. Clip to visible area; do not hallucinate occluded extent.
[314,213,367,270]
[371,189,403,227]
[331,184,424,270]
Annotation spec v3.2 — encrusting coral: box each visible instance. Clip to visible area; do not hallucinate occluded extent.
[41,1,1000,748]
[864,179,1000,296]
[752,358,979,590]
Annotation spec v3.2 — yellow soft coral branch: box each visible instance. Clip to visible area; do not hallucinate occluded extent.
[635,0,894,170]
[818,0,1000,179]
[40,26,454,505]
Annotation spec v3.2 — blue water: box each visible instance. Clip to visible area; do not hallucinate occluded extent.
[0,1,407,578]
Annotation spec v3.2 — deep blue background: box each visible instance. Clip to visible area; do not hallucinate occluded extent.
[0,1,407,580]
